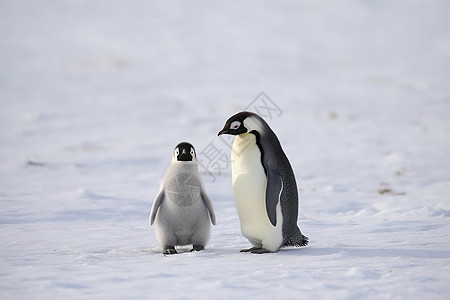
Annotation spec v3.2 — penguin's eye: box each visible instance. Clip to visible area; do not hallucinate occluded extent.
[174,148,180,157]
[230,121,241,130]
[190,148,195,158]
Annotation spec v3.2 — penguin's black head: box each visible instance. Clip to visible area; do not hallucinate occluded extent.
[173,142,196,162]
[218,111,256,136]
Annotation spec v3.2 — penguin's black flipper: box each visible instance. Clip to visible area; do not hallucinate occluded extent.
[265,167,283,227]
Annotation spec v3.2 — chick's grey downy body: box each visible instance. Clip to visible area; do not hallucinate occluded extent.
[150,142,216,254]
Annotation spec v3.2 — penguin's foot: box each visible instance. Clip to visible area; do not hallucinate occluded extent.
[240,247,272,254]
[191,245,205,252]
[163,246,177,255]
[240,247,261,252]
[250,248,272,254]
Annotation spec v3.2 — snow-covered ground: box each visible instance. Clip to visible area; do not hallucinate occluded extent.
[1,0,449,299]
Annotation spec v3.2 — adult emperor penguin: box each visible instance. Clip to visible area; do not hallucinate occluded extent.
[149,142,216,254]
[218,111,308,254]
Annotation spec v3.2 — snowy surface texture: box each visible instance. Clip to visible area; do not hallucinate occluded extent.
[1,0,449,299]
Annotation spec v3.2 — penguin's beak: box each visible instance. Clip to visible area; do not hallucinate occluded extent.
[217,128,227,136]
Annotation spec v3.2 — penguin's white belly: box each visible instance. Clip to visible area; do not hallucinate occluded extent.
[231,134,283,252]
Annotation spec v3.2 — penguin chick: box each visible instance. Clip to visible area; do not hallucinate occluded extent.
[218,111,308,254]
[149,142,216,254]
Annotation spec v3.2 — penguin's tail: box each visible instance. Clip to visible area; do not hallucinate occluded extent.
[282,229,309,248]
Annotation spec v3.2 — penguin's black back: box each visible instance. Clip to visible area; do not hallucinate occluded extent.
[251,113,309,247]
